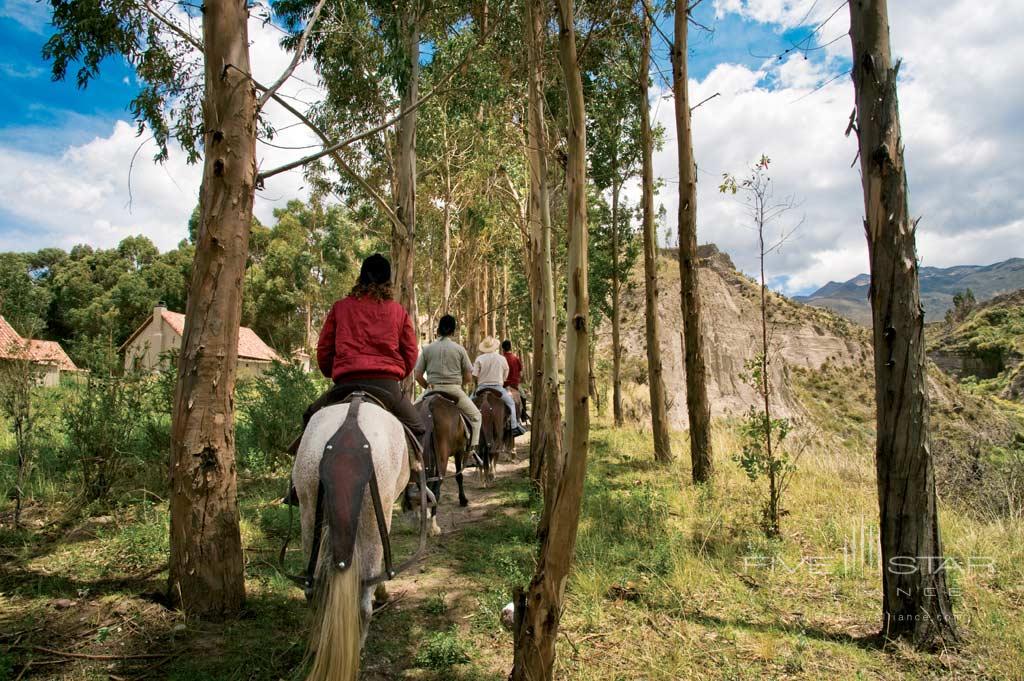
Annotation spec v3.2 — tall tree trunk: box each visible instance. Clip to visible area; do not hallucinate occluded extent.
[638,13,673,464]
[443,182,452,312]
[672,3,713,482]
[848,0,958,647]
[502,262,509,340]
[484,262,493,336]
[611,177,624,427]
[392,6,419,394]
[528,196,546,484]
[167,0,253,617]
[524,0,561,487]
[512,0,589,676]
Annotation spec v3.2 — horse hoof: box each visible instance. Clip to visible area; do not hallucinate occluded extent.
[459,498,469,507]
[429,520,442,537]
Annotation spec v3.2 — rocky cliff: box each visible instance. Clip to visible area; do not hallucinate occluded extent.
[599,245,871,429]
[927,288,1024,402]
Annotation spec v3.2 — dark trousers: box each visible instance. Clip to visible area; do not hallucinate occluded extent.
[303,378,426,439]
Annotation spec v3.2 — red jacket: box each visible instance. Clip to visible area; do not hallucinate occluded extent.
[503,351,523,388]
[317,295,418,383]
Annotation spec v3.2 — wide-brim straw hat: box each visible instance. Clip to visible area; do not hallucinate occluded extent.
[478,336,500,354]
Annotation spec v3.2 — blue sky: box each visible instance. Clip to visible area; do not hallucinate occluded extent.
[0,0,1020,296]
[0,9,136,154]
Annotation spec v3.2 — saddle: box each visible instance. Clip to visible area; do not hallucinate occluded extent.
[421,390,472,442]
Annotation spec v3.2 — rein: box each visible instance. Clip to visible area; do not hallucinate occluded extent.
[277,392,432,596]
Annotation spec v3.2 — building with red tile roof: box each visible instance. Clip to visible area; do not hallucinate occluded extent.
[120,304,280,376]
[0,315,80,387]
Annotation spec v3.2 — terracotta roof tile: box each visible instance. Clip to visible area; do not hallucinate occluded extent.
[159,310,279,362]
[0,315,22,355]
[0,314,78,370]
[26,340,79,371]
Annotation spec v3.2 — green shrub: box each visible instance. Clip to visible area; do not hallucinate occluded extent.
[236,361,325,470]
[414,628,470,669]
[63,368,155,502]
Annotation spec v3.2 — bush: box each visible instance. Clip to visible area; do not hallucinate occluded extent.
[236,361,325,470]
[63,368,155,502]
[414,628,470,669]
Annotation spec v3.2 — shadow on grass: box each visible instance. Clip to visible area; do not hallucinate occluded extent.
[0,563,166,600]
[679,608,883,650]
[2,586,308,681]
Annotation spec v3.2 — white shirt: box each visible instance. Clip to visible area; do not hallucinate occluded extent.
[473,352,509,386]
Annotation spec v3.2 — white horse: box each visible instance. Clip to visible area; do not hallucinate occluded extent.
[292,401,410,681]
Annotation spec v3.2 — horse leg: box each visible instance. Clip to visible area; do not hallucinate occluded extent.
[401,484,411,512]
[359,582,374,647]
[428,478,442,537]
[454,451,468,507]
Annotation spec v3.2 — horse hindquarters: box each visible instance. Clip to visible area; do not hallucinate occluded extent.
[294,402,408,681]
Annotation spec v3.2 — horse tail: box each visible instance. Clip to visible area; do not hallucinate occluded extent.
[305,534,362,681]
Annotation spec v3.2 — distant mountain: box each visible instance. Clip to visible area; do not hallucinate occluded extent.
[794,258,1024,325]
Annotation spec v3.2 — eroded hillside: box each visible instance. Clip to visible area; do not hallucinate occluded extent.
[601,246,1024,509]
[599,244,870,430]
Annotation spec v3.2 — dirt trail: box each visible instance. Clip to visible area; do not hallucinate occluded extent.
[362,443,530,679]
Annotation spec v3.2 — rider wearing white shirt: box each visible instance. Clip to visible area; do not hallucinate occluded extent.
[472,337,527,436]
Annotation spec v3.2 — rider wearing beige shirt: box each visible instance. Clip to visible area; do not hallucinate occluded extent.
[414,315,482,451]
[473,337,527,436]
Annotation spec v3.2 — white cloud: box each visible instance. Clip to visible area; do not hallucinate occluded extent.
[654,0,1024,295]
[0,0,49,32]
[0,14,324,252]
[713,0,834,29]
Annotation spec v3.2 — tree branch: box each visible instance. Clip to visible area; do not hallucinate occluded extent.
[690,92,719,112]
[255,29,487,183]
[256,0,327,111]
[246,72,403,230]
[143,0,204,52]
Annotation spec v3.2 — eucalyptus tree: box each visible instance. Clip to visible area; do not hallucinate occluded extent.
[671,0,713,482]
[637,1,673,463]
[848,0,958,647]
[42,0,338,616]
[586,10,644,427]
[416,27,524,332]
[46,0,260,615]
[521,0,562,486]
[511,0,590,675]
[274,0,492,358]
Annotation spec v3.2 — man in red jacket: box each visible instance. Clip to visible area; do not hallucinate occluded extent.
[301,253,425,440]
[501,339,529,424]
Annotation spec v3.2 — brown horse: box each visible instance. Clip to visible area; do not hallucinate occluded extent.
[473,388,513,484]
[413,393,469,535]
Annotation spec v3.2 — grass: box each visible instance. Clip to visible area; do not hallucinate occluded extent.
[2,415,1024,679]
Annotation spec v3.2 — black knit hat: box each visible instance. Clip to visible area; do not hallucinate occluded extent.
[359,253,391,285]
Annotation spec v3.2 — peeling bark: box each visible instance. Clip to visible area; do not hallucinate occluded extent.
[524,0,561,487]
[511,0,589,676]
[848,0,958,647]
[672,3,713,483]
[167,0,253,617]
